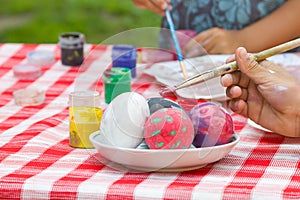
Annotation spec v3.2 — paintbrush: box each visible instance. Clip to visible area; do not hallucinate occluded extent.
[165,8,188,80]
[160,37,300,95]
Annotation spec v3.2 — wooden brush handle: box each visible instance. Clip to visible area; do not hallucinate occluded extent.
[254,37,300,60]
[217,38,300,76]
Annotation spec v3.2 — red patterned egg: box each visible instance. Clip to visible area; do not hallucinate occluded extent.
[189,102,233,148]
[144,108,194,149]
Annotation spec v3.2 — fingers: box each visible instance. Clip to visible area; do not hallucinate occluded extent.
[183,43,207,58]
[227,99,247,114]
[184,27,239,55]
[132,0,171,15]
[221,73,238,87]
[235,47,273,85]
[226,85,248,100]
[225,54,235,63]
[235,47,258,75]
[183,28,216,57]
[147,0,169,15]
[221,70,250,88]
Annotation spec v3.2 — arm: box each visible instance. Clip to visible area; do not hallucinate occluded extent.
[241,0,300,52]
[183,0,300,55]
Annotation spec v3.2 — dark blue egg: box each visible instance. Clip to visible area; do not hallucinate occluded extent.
[146,97,183,114]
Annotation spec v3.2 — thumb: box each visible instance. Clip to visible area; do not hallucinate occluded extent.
[235,47,269,85]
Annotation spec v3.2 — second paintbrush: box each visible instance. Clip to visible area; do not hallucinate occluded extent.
[165,8,188,80]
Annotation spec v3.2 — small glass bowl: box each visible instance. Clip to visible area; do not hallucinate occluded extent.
[13,87,45,106]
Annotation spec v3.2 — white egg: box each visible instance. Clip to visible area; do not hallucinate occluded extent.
[99,92,150,148]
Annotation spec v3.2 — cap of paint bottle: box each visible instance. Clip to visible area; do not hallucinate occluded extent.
[103,67,131,104]
[59,32,85,66]
[13,64,41,80]
[27,50,55,66]
[13,87,45,106]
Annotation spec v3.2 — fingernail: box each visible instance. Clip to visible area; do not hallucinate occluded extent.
[238,47,247,60]
[231,101,239,112]
[221,74,232,87]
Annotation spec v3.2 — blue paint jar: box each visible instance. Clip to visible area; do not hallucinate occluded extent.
[111,45,137,78]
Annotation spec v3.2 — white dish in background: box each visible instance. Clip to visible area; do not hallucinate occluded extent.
[90,131,240,172]
[144,55,228,100]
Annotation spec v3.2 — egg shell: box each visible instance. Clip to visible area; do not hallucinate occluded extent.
[189,102,233,148]
[147,97,183,114]
[144,107,194,149]
[99,92,150,148]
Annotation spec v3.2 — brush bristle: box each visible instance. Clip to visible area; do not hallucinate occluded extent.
[159,86,176,97]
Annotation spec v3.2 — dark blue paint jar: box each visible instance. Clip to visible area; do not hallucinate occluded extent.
[59,32,85,66]
[111,45,137,78]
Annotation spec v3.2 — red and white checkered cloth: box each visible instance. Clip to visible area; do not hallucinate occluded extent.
[0,43,300,200]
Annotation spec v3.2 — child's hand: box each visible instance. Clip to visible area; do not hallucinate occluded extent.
[183,27,242,57]
[132,0,172,16]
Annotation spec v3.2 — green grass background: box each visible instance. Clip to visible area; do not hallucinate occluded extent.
[0,0,162,44]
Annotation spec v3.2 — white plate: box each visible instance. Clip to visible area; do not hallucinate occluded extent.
[247,119,272,132]
[90,131,240,172]
[144,55,228,100]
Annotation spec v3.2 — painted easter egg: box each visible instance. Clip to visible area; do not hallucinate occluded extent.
[189,102,233,148]
[99,92,150,148]
[144,107,194,149]
[147,97,183,114]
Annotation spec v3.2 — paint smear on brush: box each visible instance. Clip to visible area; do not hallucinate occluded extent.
[159,86,176,98]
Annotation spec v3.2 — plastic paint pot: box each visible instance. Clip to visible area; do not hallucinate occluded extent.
[13,64,41,80]
[59,32,85,66]
[111,45,137,78]
[103,67,131,104]
[68,90,102,148]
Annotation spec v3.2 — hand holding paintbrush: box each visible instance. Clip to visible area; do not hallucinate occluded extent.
[223,46,300,137]
[160,38,300,96]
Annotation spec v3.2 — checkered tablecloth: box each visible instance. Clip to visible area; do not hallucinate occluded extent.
[1,43,300,200]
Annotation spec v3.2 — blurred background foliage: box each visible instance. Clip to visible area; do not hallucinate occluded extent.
[0,0,162,44]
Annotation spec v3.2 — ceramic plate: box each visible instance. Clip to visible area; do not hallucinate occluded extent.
[90,131,240,172]
[247,119,272,132]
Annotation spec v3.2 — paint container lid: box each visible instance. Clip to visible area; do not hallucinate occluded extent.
[68,90,101,107]
[103,67,131,83]
[112,45,137,60]
[103,67,131,104]
[13,87,45,106]
[59,32,85,48]
[27,50,55,66]
[13,64,41,80]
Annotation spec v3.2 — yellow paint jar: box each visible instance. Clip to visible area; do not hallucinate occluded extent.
[69,91,102,148]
